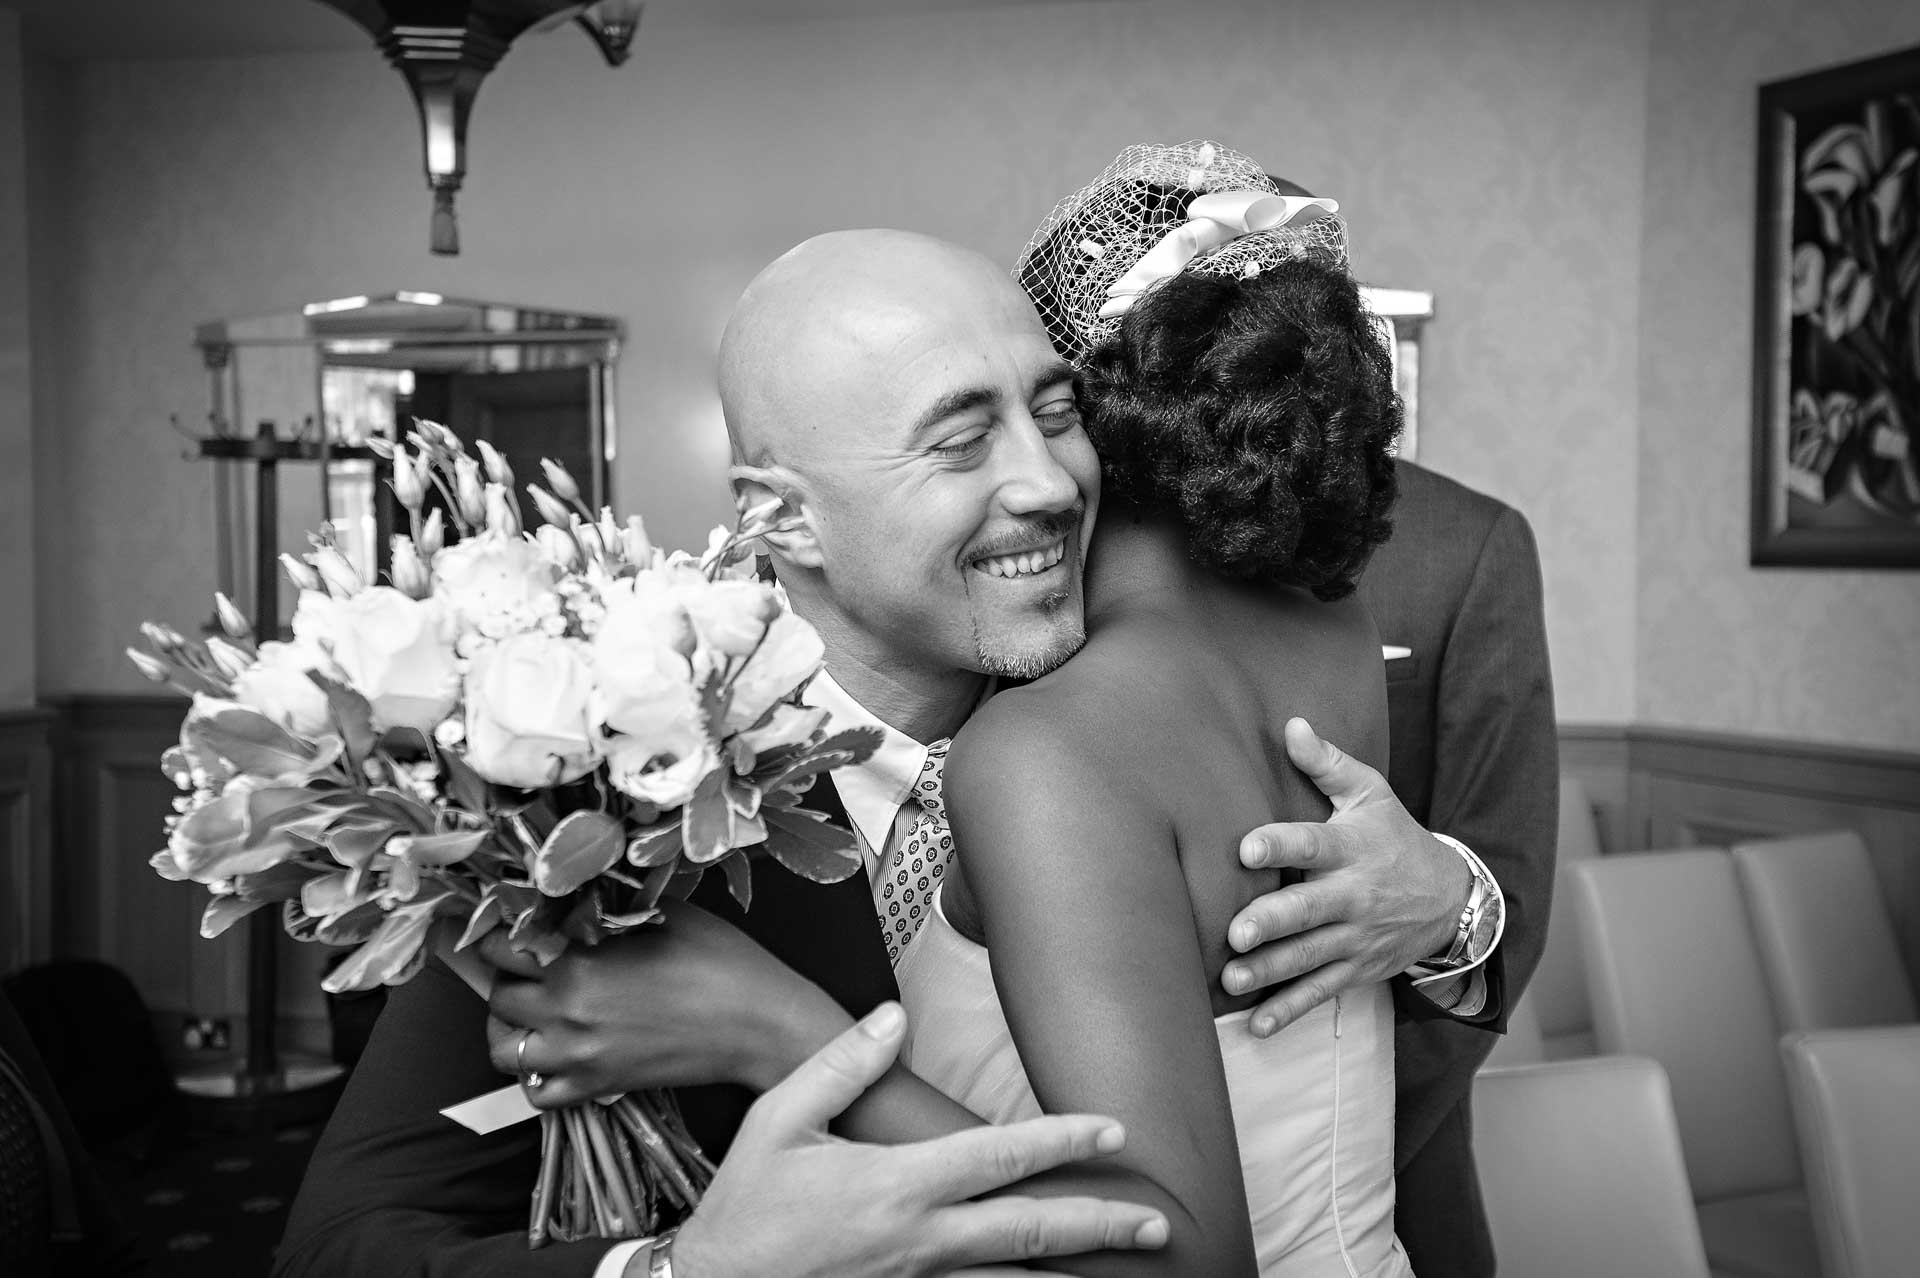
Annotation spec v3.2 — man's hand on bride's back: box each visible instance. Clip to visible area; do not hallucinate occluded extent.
[1220,718,1471,1035]
[480,898,854,1104]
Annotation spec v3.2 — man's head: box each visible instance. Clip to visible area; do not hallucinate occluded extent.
[721,230,1099,686]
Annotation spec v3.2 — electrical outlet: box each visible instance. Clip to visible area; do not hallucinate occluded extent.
[182,1017,231,1051]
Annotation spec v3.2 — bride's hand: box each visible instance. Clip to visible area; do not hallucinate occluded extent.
[480,897,855,1104]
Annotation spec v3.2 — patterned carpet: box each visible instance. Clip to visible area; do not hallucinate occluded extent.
[101,1106,332,1276]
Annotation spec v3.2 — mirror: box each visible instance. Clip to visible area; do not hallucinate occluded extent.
[191,293,622,621]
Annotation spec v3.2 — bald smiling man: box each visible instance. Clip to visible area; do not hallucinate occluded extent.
[278,230,1507,1278]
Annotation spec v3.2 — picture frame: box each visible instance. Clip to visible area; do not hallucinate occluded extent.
[1360,285,1433,462]
[1751,45,1920,566]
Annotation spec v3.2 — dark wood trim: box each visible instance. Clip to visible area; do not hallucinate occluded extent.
[0,707,55,973]
[1560,721,1920,811]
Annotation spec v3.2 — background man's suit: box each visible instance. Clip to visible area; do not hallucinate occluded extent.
[1358,458,1559,1278]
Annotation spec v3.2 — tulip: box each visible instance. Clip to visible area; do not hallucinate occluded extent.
[621,516,653,566]
[390,445,426,510]
[205,637,254,681]
[140,622,187,655]
[310,546,364,598]
[213,592,253,640]
[128,647,174,682]
[280,553,323,593]
[417,508,446,557]
[527,484,573,528]
[453,456,487,527]
[390,536,431,598]
[540,458,582,505]
[476,440,513,487]
[484,483,521,538]
[535,524,580,570]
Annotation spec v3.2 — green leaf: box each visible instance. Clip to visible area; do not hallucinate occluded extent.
[755,727,883,797]
[319,897,447,992]
[455,890,505,951]
[531,810,625,897]
[200,895,269,939]
[761,807,864,884]
[439,746,492,814]
[683,770,732,865]
[396,829,490,868]
[312,673,377,769]
[626,820,683,868]
[193,703,326,777]
[720,851,753,910]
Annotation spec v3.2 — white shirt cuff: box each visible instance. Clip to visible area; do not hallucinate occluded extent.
[594,1238,651,1278]
[1404,833,1506,1000]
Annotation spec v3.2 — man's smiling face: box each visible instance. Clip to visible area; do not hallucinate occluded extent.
[723,232,1100,684]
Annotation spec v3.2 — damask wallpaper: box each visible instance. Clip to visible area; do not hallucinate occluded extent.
[1637,0,1920,750]
[25,0,1650,725]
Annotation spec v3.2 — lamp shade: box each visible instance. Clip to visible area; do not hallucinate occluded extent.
[317,1,598,254]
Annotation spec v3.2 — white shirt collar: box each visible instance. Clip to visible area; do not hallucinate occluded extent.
[802,669,933,862]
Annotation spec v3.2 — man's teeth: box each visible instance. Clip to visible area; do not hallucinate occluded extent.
[974,539,1067,579]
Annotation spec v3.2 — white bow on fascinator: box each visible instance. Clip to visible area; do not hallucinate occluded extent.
[1016,140,1349,362]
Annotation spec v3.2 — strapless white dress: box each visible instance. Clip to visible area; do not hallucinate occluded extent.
[895,889,1413,1277]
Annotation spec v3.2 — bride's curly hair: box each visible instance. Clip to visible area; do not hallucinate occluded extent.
[1075,256,1402,601]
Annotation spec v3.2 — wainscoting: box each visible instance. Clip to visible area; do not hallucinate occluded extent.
[35,695,332,1060]
[11,698,1919,1054]
[1560,722,1920,990]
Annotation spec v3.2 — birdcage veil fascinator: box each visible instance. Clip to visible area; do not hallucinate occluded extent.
[1016,140,1348,362]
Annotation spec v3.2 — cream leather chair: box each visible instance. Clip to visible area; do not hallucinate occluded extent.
[1781,1025,1920,1278]
[1480,994,1545,1069]
[1473,1055,1710,1278]
[1570,848,1818,1278]
[1732,831,1917,1033]
[1530,773,1604,1058]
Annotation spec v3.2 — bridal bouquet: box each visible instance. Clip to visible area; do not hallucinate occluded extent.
[131,422,877,1246]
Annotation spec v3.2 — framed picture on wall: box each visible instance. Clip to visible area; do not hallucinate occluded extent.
[1751,44,1920,566]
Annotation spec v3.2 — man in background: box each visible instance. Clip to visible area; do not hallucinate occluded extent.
[1359,457,1559,1277]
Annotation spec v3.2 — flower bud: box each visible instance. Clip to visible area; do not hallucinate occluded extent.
[139,621,187,654]
[205,637,254,681]
[453,456,487,527]
[310,546,364,598]
[527,484,572,528]
[597,507,621,550]
[484,482,521,537]
[534,523,580,570]
[621,516,653,565]
[127,647,173,682]
[476,439,513,487]
[540,458,581,505]
[417,508,446,557]
[280,553,323,593]
[390,444,426,510]
[390,536,431,598]
[213,592,253,639]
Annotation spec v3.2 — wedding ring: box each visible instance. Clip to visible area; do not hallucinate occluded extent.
[516,1030,545,1092]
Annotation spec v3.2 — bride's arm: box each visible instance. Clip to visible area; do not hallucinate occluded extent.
[933,698,1258,1277]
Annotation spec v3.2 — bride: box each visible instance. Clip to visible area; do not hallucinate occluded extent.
[891,141,1412,1276]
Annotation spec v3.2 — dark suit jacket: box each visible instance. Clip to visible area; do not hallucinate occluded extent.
[272,781,897,1278]
[1358,460,1558,1278]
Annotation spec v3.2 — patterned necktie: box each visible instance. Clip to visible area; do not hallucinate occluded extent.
[881,738,952,965]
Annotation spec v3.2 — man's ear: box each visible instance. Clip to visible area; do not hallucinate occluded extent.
[730,463,824,569]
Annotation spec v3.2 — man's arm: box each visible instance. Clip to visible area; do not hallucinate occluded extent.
[1412,505,1557,1026]
[274,960,613,1278]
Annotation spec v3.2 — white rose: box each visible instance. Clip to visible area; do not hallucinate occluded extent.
[230,640,335,738]
[318,588,460,735]
[723,611,826,732]
[605,719,719,810]
[430,532,559,631]
[462,633,601,788]
[683,578,783,660]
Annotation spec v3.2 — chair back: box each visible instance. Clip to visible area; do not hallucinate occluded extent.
[1480,995,1545,1069]
[1529,774,1602,1053]
[1473,1055,1710,1278]
[1780,1025,1920,1278]
[1732,831,1917,1033]
[1569,848,1800,1201]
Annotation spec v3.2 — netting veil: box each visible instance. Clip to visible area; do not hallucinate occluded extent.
[1016,141,1350,363]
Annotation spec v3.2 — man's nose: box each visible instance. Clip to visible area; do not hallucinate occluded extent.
[996,417,1081,515]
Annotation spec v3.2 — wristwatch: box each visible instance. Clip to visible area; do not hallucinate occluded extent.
[647,1228,681,1278]
[1422,834,1502,972]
